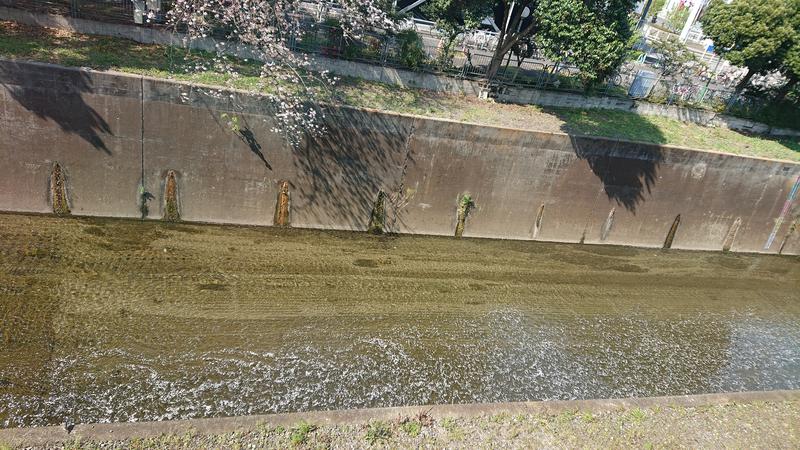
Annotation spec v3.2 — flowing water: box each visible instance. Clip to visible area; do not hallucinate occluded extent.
[0,213,798,428]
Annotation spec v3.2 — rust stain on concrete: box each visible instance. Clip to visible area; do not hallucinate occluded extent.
[274,180,290,227]
[162,170,180,222]
[49,162,70,215]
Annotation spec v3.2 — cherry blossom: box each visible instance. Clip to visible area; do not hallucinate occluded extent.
[162,0,393,146]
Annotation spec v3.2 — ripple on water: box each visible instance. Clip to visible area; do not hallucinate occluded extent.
[2,307,799,428]
[1,214,798,428]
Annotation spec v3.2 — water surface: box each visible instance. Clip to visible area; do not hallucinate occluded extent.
[1,214,798,427]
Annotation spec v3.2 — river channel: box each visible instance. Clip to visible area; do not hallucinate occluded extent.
[1,213,798,428]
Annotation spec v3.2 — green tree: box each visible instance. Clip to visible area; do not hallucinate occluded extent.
[647,0,667,20]
[665,4,690,31]
[533,0,636,85]
[701,0,799,94]
[781,44,800,101]
[420,0,493,68]
[430,0,635,86]
[644,36,698,99]
[775,4,800,102]
[651,36,697,80]
[395,29,427,69]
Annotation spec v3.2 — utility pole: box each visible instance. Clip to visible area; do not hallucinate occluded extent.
[679,0,704,42]
[637,0,653,29]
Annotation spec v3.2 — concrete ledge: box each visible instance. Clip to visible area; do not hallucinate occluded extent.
[1,390,798,447]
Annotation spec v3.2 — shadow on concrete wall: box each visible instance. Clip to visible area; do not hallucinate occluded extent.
[294,107,413,230]
[1,63,111,154]
[551,109,665,213]
[571,136,663,213]
[239,126,272,171]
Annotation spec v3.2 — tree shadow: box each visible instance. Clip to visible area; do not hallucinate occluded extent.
[0,0,72,16]
[192,95,274,171]
[0,61,112,154]
[238,127,272,170]
[294,106,414,230]
[570,135,663,213]
[775,137,800,155]
[539,107,666,213]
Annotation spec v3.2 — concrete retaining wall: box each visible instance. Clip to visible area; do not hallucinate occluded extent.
[1,59,799,254]
[2,5,799,137]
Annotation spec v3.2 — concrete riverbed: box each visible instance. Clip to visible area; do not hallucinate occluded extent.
[0,213,799,429]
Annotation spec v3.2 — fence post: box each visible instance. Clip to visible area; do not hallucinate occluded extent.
[70,0,79,17]
[381,38,389,66]
[724,93,738,114]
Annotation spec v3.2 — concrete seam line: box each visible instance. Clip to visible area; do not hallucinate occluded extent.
[1,390,798,446]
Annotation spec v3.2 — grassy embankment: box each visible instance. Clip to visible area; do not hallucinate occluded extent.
[1,20,799,162]
[2,400,798,449]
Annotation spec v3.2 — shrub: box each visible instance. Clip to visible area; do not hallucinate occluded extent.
[396,29,426,70]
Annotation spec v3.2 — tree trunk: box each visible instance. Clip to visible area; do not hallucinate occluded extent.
[440,31,459,68]
[484,4,537,82]
[486,54,504,80]
[774,75,798,104]
[510,54,526,83]
[485,28,508,81]
[734,69,754,95]
[645,73,664,99]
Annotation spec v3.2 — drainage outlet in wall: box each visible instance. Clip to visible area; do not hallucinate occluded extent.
[722,217,742,252]
[532,203,545,239]
[663,214,681,249]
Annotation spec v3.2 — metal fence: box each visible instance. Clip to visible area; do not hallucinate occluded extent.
[286,22,752,112]
[1,0,136,23]
[3,0,759,114]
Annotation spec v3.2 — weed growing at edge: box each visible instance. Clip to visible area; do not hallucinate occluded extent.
[290,421,317,446]
[400,420,422,437]
[629,408,647,423]
[365,421,392,445]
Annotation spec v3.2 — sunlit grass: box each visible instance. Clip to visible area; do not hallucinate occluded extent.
[1,20,798,162]
[550,107,800,160]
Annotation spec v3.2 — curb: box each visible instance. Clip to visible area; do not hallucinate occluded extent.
[1,390,798,447]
